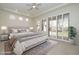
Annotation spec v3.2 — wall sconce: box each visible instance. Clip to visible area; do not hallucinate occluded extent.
[1,26,8,34]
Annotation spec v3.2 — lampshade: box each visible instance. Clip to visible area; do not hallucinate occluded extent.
[1,26,7,30]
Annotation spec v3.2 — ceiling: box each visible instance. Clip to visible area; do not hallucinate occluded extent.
[0,3,68,18]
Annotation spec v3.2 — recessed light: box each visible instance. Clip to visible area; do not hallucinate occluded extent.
[19,17,23,21]
[26,18,29,22]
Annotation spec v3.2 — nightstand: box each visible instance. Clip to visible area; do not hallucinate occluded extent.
[0,34,9,41]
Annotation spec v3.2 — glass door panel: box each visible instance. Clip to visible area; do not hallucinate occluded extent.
[47,13,69,41]
[57,15,63,39]
[62,13,69,40]
[49,16,57,39]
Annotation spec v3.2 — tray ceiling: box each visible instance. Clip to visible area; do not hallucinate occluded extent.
[0,3,68,18]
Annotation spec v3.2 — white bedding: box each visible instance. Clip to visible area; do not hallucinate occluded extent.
[13,36,47,54]
[9,32,48,55]
[9,32,47,41]
[10,32,37,38]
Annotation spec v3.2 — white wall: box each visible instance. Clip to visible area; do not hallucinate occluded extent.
[0,10,34,33]
[33,4,79,45]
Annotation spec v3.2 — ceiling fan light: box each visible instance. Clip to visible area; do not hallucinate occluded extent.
[32,5,36,8]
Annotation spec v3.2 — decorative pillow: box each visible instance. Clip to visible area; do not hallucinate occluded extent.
[18,29,27,33]
[11,29,18,33]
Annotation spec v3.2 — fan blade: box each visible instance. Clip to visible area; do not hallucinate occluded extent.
[27,7,33,11]
[35,7,39,10]
[32,3,36,6]
[37,3,41,6]
[26,4,31,6]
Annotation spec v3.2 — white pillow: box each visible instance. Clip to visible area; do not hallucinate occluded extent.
[11,29,18,33]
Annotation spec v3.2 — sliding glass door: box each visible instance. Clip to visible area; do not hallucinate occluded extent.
[48,13,69,41]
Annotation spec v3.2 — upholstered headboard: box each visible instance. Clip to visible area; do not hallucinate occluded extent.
[7,26,30,33]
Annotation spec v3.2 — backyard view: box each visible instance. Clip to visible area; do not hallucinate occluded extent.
[41,13,69,41]
[49,17,57,39]
[49,13,69,40]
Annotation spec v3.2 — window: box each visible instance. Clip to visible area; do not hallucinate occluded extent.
[42,19,47,32]
[37,21,41,32]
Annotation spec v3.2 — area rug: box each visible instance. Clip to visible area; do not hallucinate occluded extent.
[0,42,4,55]
[23,40,58,55]
[0,41,12,55]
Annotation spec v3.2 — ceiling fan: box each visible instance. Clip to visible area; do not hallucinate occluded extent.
[26,3,41,11]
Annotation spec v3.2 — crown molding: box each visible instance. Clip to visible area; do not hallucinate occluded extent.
[33,3,70,18]
[0,8,34,18]
[0,3,71,18]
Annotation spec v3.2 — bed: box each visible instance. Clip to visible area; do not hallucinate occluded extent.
[7,26,48,55]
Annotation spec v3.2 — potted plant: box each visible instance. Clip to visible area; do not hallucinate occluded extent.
[68,26,77,44]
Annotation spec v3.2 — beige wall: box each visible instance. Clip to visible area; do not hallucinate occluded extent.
[33,4,79,45]
[0,10,35,33]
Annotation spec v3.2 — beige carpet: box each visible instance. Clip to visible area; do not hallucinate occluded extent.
[23,40,58,55]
